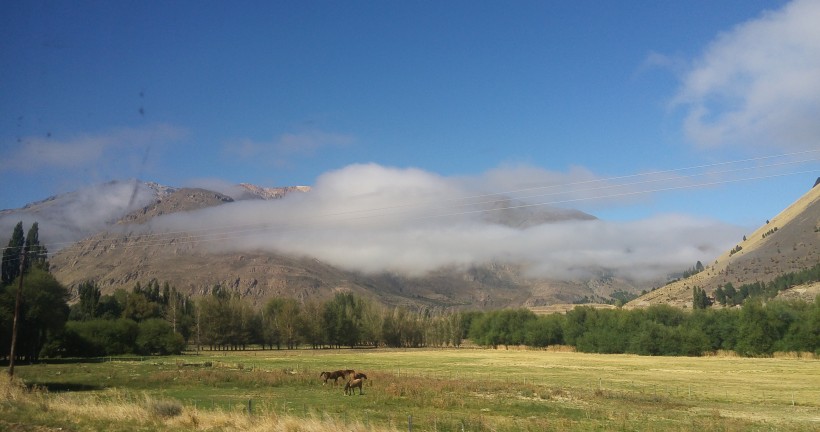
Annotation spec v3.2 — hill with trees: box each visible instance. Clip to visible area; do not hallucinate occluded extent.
[629,182,820,308]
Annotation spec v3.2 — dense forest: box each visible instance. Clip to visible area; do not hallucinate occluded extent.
[1,221,818,361]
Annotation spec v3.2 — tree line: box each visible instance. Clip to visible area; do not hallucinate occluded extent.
[2,221,818,361]
[466,300,819,356]
[712,262,820,307]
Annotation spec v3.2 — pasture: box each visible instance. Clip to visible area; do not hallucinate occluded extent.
[4,348,819,431]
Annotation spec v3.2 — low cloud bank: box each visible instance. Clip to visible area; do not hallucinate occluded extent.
[1,164,745,281]
[151,164,743,280]
[0,180,157,247]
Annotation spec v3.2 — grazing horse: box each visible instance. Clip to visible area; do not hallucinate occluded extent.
[344,378,364,395]
[320,370,354,385]
[353,372,367,380]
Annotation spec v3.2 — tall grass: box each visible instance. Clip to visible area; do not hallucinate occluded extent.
[1,375,392,431]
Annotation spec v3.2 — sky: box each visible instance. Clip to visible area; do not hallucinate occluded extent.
[1,1,819,280]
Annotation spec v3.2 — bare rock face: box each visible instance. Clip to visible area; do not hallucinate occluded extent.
[118,188,234,225]
[236,183,312,200]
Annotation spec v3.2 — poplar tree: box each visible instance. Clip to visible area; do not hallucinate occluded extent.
[1,222,25,285]
[24,222,48,272]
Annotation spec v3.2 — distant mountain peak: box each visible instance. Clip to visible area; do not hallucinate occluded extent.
[236,183,312,200]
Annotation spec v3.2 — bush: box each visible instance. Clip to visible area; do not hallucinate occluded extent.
[148,399,183,418]
[136,319,186,355]
[64,319,138,356]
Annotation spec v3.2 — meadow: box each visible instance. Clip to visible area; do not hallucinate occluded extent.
[3,348,819,431]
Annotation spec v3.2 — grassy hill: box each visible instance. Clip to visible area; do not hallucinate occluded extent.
[629,183,820,308]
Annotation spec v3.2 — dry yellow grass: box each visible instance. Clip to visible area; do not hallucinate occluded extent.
[1,377,392,432]
[5,349,820,431]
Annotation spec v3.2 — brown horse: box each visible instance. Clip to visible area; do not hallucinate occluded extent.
[320,369,355,385]
[353,372,367,380]
[344,378,364,395]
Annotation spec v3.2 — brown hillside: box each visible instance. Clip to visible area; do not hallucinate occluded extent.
[628,183,820,308]
[50,227,647,310]
[117,188,234,224]
[49,189,647,309]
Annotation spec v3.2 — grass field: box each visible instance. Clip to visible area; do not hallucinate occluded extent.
[3,348,819,431]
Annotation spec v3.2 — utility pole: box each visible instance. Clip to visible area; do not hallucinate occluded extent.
[8,246,27,378]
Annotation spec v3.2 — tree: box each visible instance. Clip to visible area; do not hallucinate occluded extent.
[692,287,710,310]
[24,222,49,272]
[1,267,70,361]
[157,282,194,342]
[735,299,777,356]
[714,286,727,305]
[299,299,325,348]
[136,318,185,355]
[323,293,361,348]
[64,318,138,356]
[262,297,303,349]
[96,293,124,320]
[197,285,254,350]
[71,281,102,320]
[524,314,564,347]
[723,283,737,306]
[1,221,25,285]
[123,291,162,322]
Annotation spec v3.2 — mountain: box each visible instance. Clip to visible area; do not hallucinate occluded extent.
[628,181,820,308]
[234,183,312,200]
[0,180,171,247]
[0,180,312,246]
[41,181,645,309]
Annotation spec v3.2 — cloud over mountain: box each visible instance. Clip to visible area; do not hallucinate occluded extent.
[145,164,743,280]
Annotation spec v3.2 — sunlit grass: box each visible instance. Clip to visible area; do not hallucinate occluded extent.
[5,348,819,431]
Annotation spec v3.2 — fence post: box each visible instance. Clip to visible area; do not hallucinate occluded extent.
[408,414,412,432]
[248,399,252,416]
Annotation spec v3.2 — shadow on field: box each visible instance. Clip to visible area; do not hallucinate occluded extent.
[26,382,106,392]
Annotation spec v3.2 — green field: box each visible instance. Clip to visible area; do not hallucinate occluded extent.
[4,348,819,431]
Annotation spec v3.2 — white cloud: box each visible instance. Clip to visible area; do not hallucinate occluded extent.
[149,164,743,280]
[2,163,745,281]
[0,180,157,247]
[673,0,820,151]
[224,130,355,166]
[0,123,188,173]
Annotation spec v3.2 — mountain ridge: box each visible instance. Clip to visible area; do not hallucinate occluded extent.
[7,178,817,310]
[627,182,820,308]
[41,181,644,309]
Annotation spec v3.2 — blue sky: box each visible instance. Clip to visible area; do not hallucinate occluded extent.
[1,1,819,278]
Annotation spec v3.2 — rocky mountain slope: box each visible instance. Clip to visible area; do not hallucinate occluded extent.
[628,181,820,308]
[45,182,647,309]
